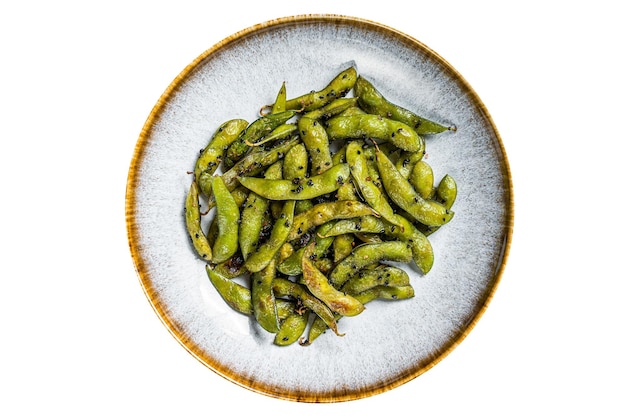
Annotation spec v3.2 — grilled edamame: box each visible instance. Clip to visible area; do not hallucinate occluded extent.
[184,65,458,346]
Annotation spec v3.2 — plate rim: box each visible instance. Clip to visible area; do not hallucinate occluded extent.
[125,13,514,403]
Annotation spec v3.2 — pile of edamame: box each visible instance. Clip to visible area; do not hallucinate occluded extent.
[185,66,458,346]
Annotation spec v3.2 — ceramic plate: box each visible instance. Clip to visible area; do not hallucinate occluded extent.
[126,14,513,402]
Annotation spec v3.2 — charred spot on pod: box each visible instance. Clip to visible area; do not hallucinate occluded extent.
[291,185,304,193]
[307,179,314,187]
[284,220,290,227]
[292,178,301,185]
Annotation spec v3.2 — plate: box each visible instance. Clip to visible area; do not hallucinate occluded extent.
[125,14,513,402]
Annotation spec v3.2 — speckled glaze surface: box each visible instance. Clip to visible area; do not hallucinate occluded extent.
[126,15,513,402]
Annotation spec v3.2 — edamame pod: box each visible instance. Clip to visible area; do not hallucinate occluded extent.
[346,140,404,229]
[298,116,333,175]
[274,309,309,346]
[301,243,365,317]
[410,160,435,199]
[224,110,297,170]
[212,136,300,193]
[245,200,295,273]
[340,265,410,295]
[395,149,426,179]
[251,258,280,333]
[375,147,454,227]
[383,213,434,274]
[206,266,252,315]
[283,66,357,112]
[211,176,240,264]
[282,143,312,214]
[272,278,342,336]
[329,241,413,287]
[194,119,249,180]
[354,75,454,135]
[184,181,212,261]
[238,163,350,201]
[302,97,358,121]
[245,123,298,148]
[318,215,385,237]
[325,114,422,152]
[354,285,415,301]
[277,221,336,276]
[239,191,269,260]
[272,81,287,114]
[288,200,379,241]
[435,174,457,210]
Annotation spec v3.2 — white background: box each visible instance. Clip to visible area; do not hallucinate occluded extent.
[1,1,624,415]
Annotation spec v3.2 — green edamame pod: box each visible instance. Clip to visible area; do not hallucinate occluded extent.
[331,143,348,165]
[325,114,422,152]
[318,215,385,237]
[239,192,269,260]
[238,160,284,260]
[251,258,280,333]
[346,140,404,229]
[302,242,365,317]
[329,241,413,287]
[354,75,454,135]
[435,174,457,210]
[282,144,314,214]
[206,266,252,315]
[353,285,415,301]
[410,160,435,199]
[333,233,355,264]
[395,149,426,179]
[274,309,309,346]
[185,181,212,261]
[340,265,410,295]
[375,147,454,227]
[288,200,380,241]
[246,123,298,148]
[216,136,300,192]
[211,176,240,264]
[282,143,309,181]
[302,97,358,121]
[298,116,333,175]
[194,119,249,181]
[245,200,295,273]
[383,213,434,275]
[283,66,357,112]
[337,106,367,117]
[238,163,350,201]
[224,110,297,170]
[277,221,336,276]
[272,278,342,336]
[272,81,287,114]
[212,252,247,279]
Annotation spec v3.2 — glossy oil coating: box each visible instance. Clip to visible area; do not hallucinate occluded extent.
[126,14,513,403]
